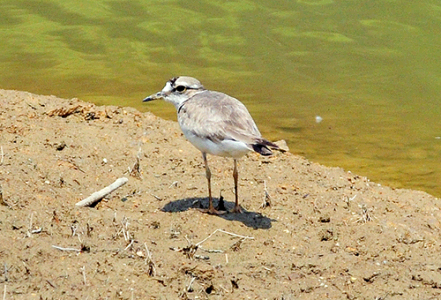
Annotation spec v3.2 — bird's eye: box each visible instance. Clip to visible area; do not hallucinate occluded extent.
[175,85,186,93]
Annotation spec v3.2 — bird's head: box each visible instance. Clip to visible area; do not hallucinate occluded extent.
[143,76,205,109]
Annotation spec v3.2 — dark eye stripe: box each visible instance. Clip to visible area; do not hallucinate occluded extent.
[173,86,198,92]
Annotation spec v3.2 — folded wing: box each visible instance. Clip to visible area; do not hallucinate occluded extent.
[178,91,279,155]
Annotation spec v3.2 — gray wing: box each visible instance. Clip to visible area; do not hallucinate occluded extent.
[177,90,263,146]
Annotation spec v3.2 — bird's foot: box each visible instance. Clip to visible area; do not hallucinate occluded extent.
[229,205,243,213]
[197,207,227,215]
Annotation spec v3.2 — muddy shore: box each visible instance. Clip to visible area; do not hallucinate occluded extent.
[1,89,440,299]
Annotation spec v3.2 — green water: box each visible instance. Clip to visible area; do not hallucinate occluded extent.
[1,0,440,197]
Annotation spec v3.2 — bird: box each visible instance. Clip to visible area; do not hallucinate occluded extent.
[143,76,279,214]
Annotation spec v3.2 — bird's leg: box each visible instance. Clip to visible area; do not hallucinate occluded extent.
[230,159,243,213]
[204,152,213,211]
[199,152,226,215]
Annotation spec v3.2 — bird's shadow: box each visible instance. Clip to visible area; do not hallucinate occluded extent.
[161,197,274,229]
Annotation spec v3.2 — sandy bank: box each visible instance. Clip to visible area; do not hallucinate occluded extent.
[0,89,440,299]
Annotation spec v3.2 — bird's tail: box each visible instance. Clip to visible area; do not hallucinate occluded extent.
[252,138,280,156]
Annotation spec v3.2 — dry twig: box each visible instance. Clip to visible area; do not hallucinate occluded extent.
[124,239,135,251]
[3,264,7,282]
[52,245,81,252]
[27,212,41,236]
[120,217,131,241]
[261,180,271,208]
[186,277,196,292]
[80,266,87,285]
[144,243,156,276]
[172,229,253,260]
[46,105,82,117]
[129,156,141,178]
[196,229,254,247]
[75,177,128,207]
[356,204,376,223]
[0,184,6,207]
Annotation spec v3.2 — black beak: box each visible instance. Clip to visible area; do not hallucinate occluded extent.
[143,92,163,102]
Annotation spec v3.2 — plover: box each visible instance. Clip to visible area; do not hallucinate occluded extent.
[143,76,279,214]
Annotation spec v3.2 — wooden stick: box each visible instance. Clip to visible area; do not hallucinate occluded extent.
[75,177,128,207]
[52,245,82,252]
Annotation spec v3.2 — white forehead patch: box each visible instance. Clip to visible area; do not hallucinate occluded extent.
[162,81,173,93]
